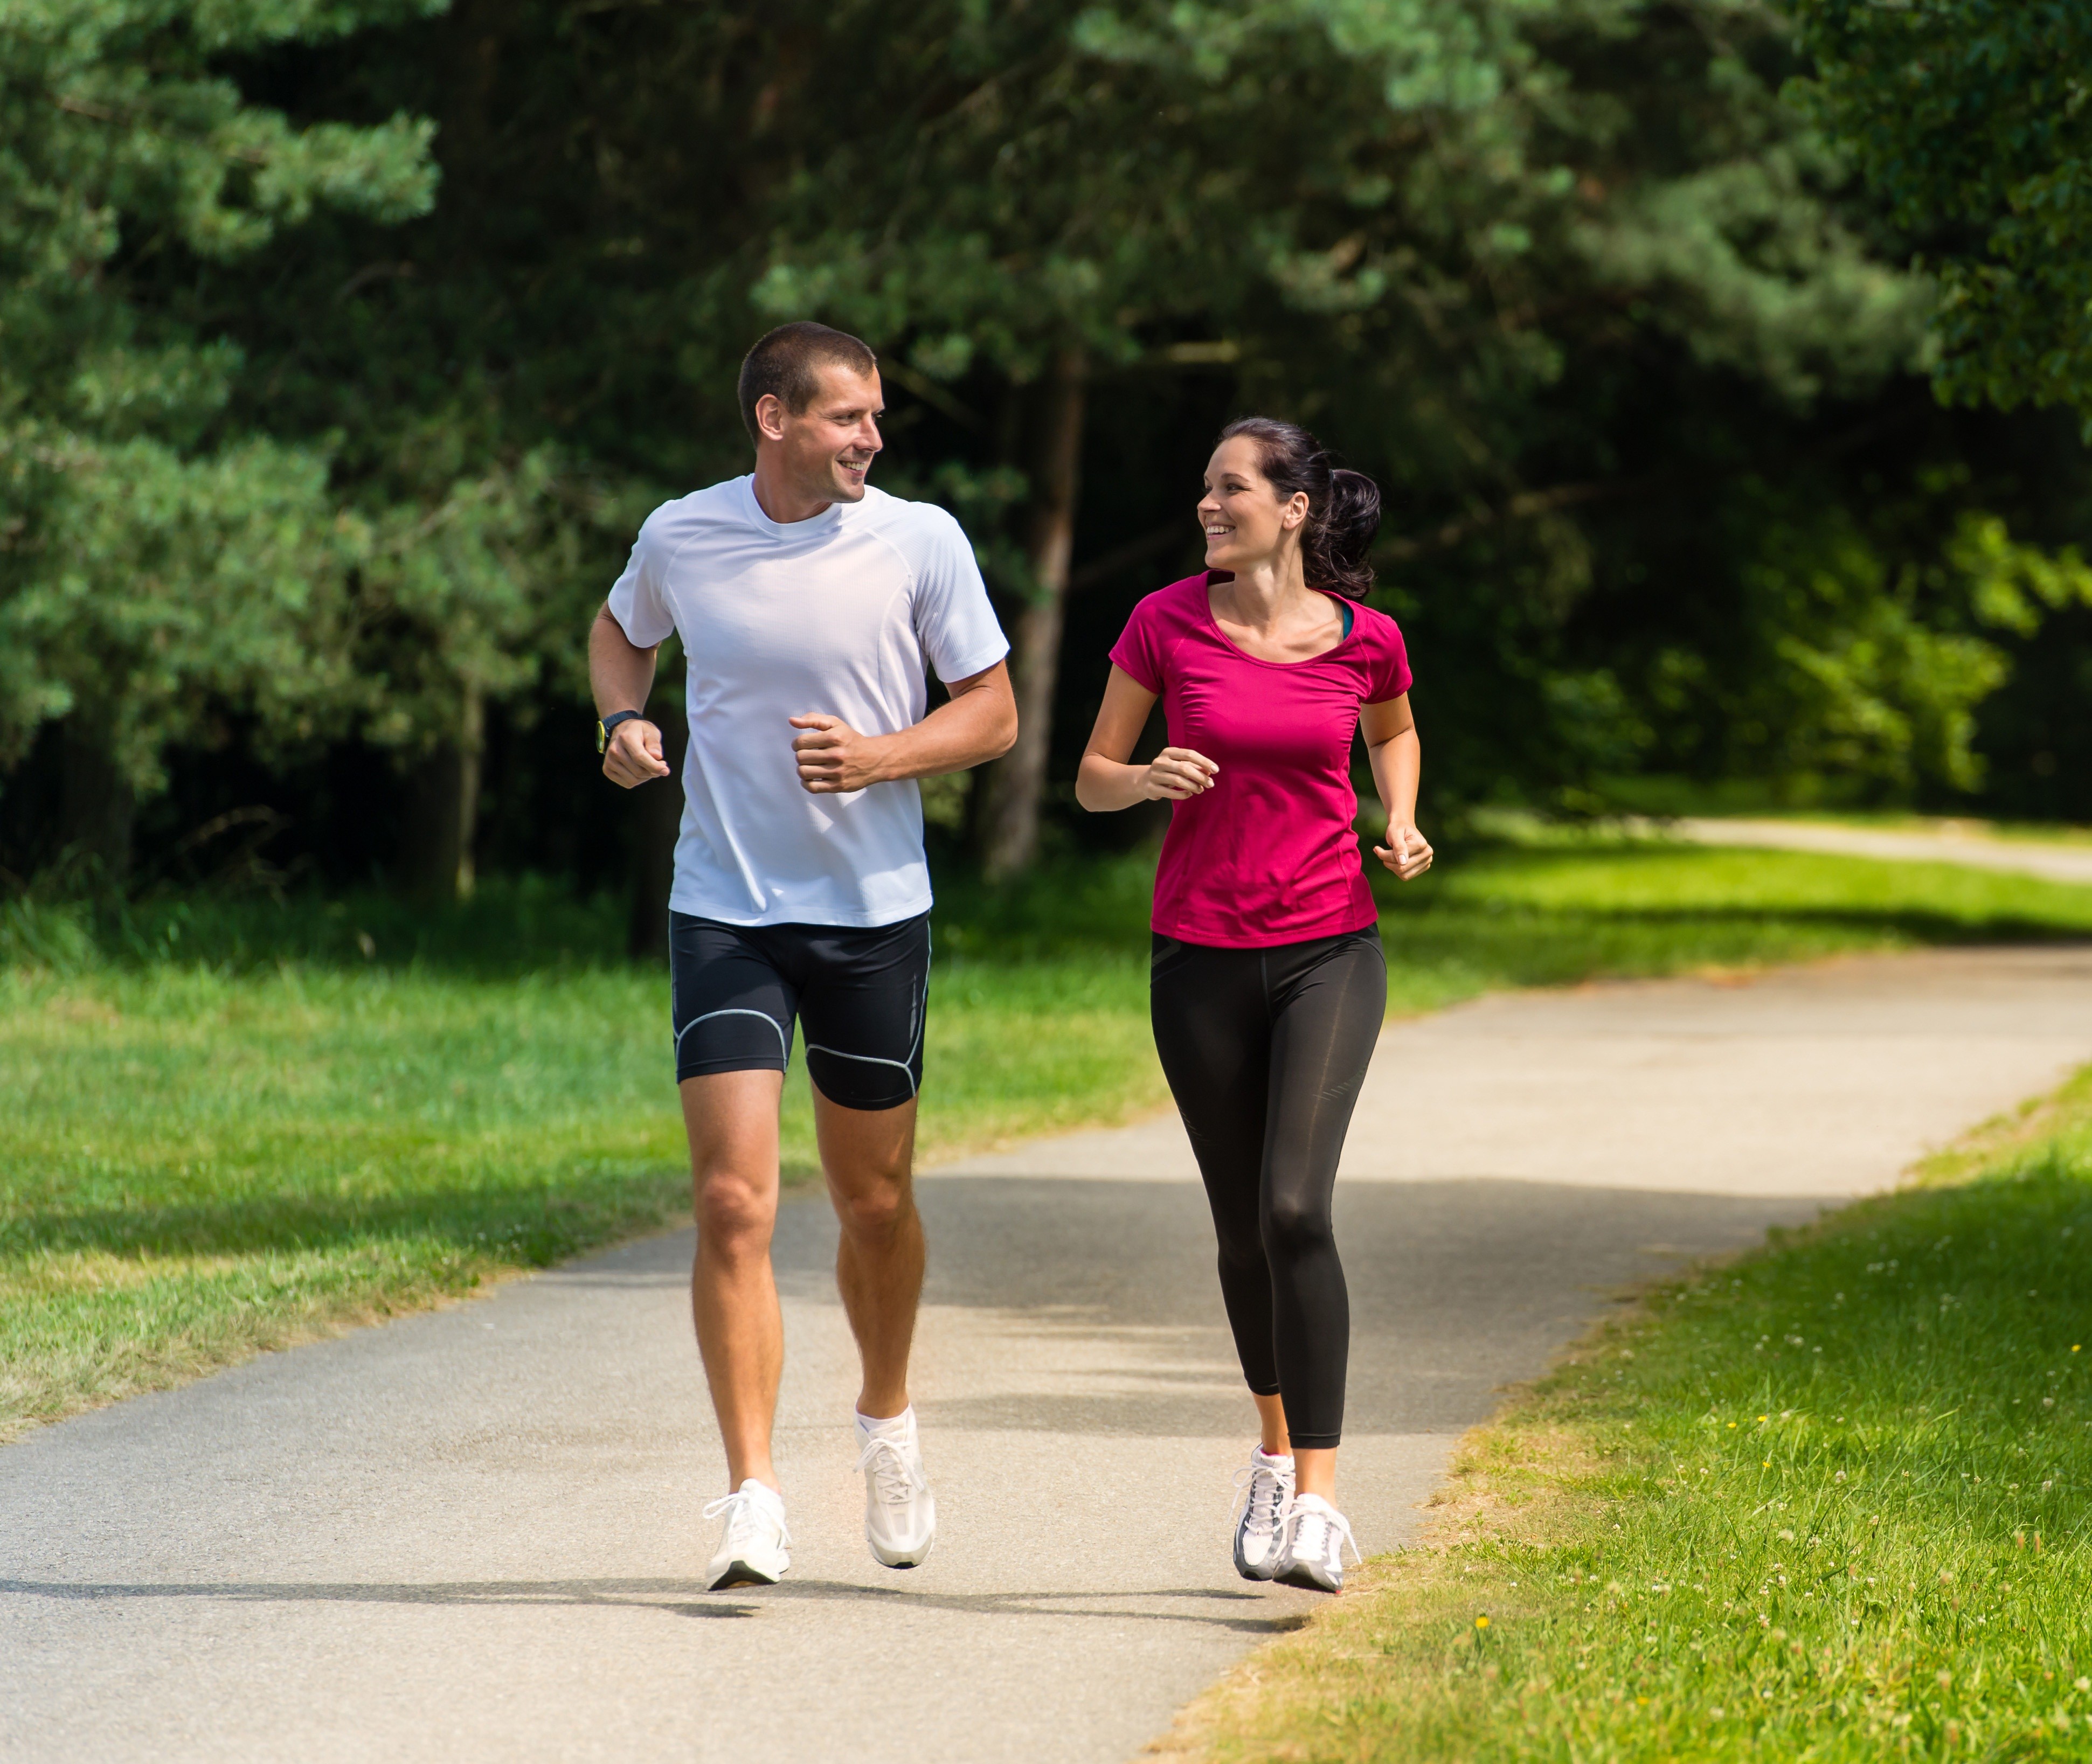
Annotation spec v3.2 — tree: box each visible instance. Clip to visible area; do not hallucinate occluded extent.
[16,0,2083,892]
[0,0,442,876]
[1786,0,2092,420]
[744,0,1618,871]
[214,0,1986,870]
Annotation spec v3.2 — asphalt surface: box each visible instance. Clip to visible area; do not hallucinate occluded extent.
[6,946,2091,1763]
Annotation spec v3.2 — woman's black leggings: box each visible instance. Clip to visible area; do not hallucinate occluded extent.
[1150,928,1386,1450]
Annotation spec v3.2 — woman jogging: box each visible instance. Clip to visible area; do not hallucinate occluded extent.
[1076,418,1431,1594]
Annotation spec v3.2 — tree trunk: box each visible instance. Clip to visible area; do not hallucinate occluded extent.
[978,344,1087,880]
[627,700,688,961]
[398,683,485,902]
[58,713,135,883]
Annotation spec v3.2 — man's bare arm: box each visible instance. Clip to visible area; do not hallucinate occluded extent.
[590,603,671,788]
[791,660,1018,795]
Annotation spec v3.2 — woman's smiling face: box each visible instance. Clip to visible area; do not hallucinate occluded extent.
[1198,434,1308,575]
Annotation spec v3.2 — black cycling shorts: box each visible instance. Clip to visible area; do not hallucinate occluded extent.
[668,911,929,1112]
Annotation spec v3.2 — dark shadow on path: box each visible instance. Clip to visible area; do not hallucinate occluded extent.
[791,1177,1840,1437]
[0,1576,1292,1636]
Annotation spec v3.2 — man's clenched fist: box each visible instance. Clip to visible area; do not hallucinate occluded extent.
[790,714,891,794]
[603,719,671,788]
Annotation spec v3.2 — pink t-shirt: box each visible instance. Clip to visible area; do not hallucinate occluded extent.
[1109,573,1414,948]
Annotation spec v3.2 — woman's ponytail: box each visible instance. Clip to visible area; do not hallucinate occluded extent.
[1217,418,1382,599]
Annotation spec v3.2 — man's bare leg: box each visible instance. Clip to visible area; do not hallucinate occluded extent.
[683,1069,788,1492]
[813,1089,924,1419]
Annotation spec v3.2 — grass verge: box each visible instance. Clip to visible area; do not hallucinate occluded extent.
[1159,1066,2092,1762]
[0,885,1160,1440]
[6,836,2090,1443]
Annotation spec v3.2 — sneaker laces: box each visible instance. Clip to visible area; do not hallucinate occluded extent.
[1230,1457,1293,1536]
[703,1487,790,1550]
[1281,1498,1361,1569]
[856,1430,929,1506]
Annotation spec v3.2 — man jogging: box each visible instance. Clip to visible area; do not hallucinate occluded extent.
[590,321,1015,1590]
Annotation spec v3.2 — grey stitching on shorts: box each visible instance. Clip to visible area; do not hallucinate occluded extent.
[676,1008,789,1064]
[804,971,926,1101]
[803,1045,919,1100]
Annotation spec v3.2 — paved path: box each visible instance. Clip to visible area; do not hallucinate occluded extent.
[6,947,2092,1763]
[1671,816,2092,887]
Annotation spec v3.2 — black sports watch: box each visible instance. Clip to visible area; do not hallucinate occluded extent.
[597,709,644,754]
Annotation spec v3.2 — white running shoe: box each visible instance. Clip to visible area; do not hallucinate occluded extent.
[703,1479,791,1590]
[856,1407,936,1569]
[1230,1446,1296,1581]
[1272,1492,1361,1594]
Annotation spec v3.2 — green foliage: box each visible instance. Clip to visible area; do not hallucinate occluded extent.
[1951,513,2092,638]
[0,433,359,786]
[1573,141,1927,405]
[1697,504,2092,796]
[4,0,2091,878]
[1789,0,2092,420]
[346,448,586,756]
[0,0,443,790]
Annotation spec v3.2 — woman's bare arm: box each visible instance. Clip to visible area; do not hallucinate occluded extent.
[1075,666,1218,811]
[1361,693,1432,880]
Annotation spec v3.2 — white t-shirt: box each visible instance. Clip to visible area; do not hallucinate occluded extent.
[607,476,1009,927]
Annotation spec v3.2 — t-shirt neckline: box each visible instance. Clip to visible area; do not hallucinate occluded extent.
[739,475,849,540]
[1199,571,1359,669]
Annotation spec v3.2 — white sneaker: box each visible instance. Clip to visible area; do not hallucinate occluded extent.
[1272,1492,1360,1594]
[856,1407,936,1569]
[703,1479,791,1590]
[1230,1447,1296,1580]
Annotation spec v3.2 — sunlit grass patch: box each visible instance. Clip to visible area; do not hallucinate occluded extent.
[1375,837,2092,1010]
[1161,1067,2092,1762]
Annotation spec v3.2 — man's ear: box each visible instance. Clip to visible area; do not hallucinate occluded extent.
[755,392,789,443]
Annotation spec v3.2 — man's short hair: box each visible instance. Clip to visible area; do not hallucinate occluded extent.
[737,322,879,443]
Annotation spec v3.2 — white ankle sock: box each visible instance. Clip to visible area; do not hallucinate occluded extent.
[856,1405,915,1441]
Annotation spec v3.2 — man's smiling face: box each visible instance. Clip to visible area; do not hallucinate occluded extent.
[764,363,884,506]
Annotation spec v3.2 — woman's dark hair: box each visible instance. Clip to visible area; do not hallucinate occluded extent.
[1217,417,1382,599]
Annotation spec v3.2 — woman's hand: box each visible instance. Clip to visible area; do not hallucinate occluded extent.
[1144,747,1218,801]
[1078,669,1213,813]
[1374,822,1433,880]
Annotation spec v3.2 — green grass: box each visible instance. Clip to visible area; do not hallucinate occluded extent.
[5,834,2091,1443]
[1370,837,2092,1013]
[1165,1072,2092,1763]
[0,876,1162,1439]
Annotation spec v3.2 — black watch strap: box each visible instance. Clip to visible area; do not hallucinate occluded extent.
[597,709,644,754]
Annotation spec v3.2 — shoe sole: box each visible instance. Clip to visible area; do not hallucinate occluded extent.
[1274,1564,1342,1594]
[708,1559,785,1591]
[1234,1542,1278,1581]
[868,1537,933,1570]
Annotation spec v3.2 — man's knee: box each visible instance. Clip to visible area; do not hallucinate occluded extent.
[696,1168,777,1253]
[831,1174,912,1246]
